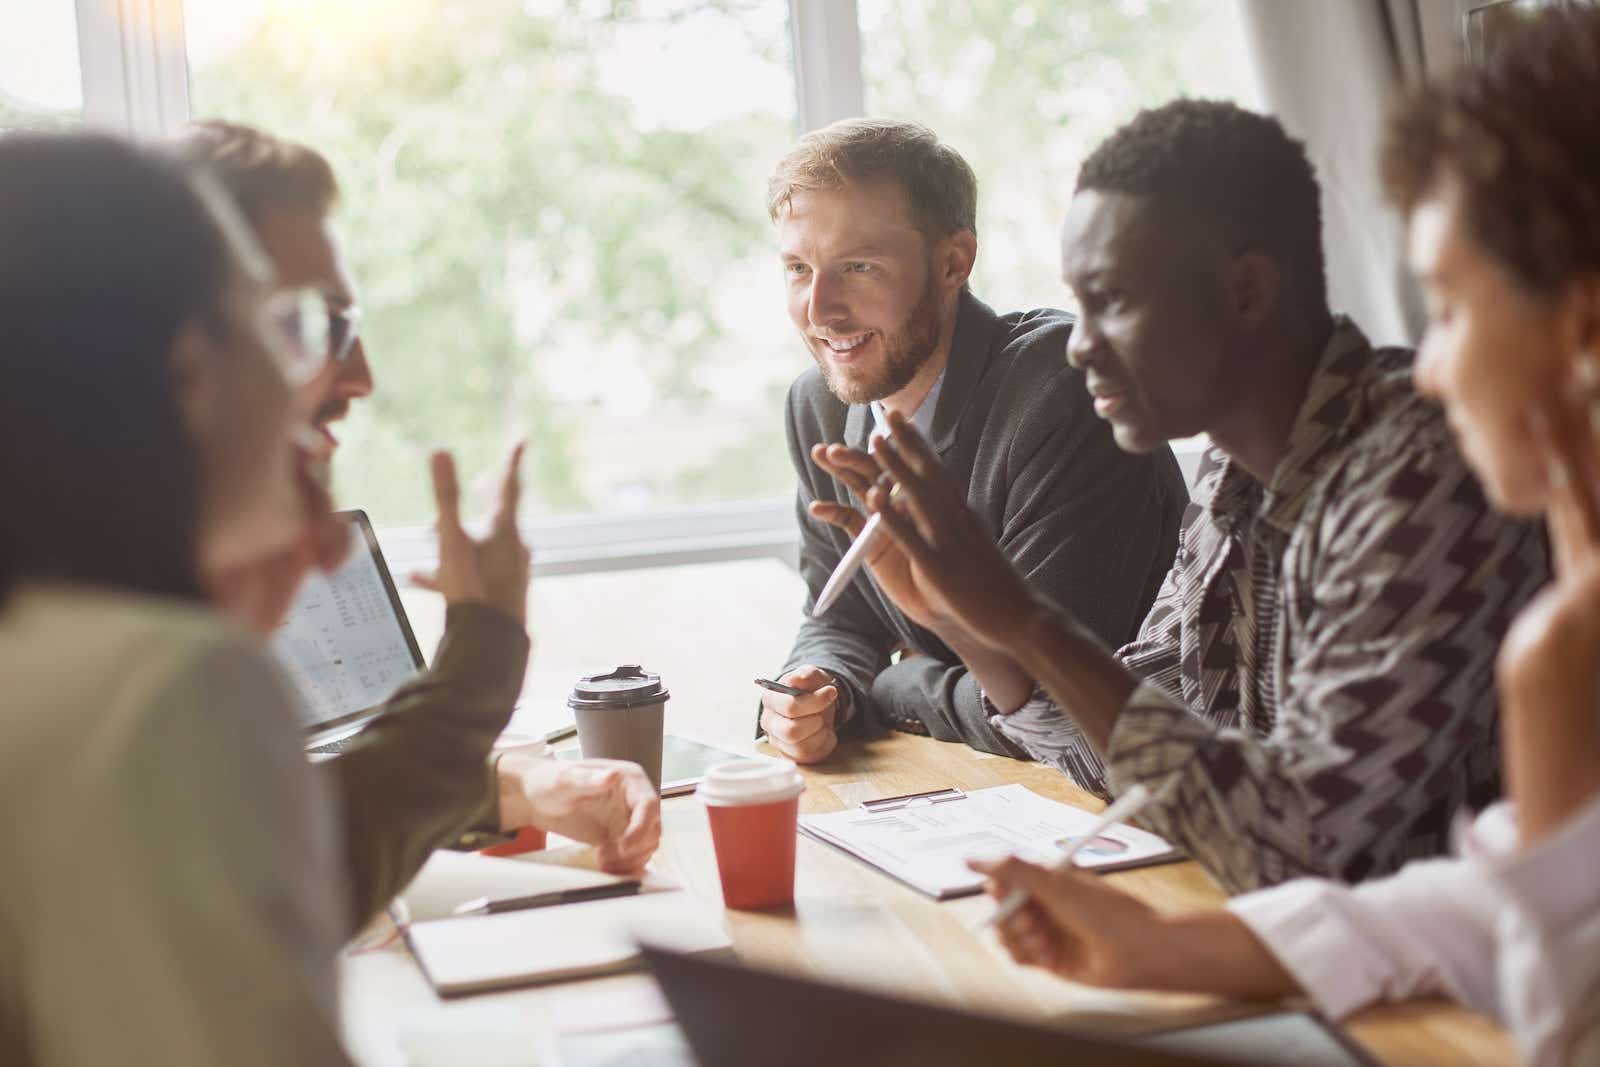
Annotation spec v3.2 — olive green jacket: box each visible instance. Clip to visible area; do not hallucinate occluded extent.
[317,602,529,934]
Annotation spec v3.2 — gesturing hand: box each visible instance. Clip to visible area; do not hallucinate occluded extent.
[1496,409,1600,844]
[412,443,530,625]
[864,411,1039,648]
[808,442,955,632]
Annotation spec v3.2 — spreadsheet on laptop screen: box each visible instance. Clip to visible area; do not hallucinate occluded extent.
[272,524,421,730]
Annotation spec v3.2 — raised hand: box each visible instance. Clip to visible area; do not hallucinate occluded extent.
[412,442,530,625]
[1496,406,1600,844]
[864,411,1039,648]
[808,442,954,631]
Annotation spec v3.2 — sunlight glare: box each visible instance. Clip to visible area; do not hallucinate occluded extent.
[0,0,82,111]
[184,0,432,70]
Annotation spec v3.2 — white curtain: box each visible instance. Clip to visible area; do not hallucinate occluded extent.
[1237,0,1470,347]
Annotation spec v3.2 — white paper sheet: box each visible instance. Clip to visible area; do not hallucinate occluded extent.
[798,783,1182,899]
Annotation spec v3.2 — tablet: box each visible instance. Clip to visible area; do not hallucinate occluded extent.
[555,734,745,797]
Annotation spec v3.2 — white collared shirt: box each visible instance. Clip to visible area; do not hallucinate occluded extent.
[1228,793,1600,1067]
[869,369,945,448]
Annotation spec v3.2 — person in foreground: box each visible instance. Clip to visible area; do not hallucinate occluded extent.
[814,101,1548,892]
[0,133,356,1064]
[969,9,1600,1065]
[179,121,659,931]
[759,117,1187,765]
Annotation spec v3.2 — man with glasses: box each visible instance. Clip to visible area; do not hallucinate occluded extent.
[180,121,662,935]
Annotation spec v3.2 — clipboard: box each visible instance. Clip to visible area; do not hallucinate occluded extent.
[797,783,1183,899]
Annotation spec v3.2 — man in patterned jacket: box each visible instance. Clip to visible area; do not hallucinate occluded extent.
[815,100,1549,893]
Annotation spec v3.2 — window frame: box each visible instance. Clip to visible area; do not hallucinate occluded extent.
[60,0,1211,577]
[59,0,858,576]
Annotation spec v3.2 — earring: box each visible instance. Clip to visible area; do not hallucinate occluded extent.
[1576,350,1600,390]
[1579,352,1600,438]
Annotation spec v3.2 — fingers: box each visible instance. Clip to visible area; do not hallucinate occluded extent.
[493,440,526,534]
[811,442,880,498]
[866,482,937,569]
[884,409,944,477]
[760,682,838,722]
[995,903,1065,972]
[600,775,661,874]
[409,570,441,592]
[969,854,1077,925]
[871,442,939,544]
[765,721,838,764]
[966,855,1072,972]
[784,665,836,690]
[758,669,839,762]
[760,696,836,743]
[808,500,867,539]
[430,450,464,536]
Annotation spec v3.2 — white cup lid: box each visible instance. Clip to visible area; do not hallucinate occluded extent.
[697,758,805,806]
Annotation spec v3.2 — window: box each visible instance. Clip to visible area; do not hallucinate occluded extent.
[183,0,802,528]
[0,0,83,130]
[860,0,1258,313]
[33,0,1250,561]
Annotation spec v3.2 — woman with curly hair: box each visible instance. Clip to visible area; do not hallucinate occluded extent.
[968,8,1600,1065]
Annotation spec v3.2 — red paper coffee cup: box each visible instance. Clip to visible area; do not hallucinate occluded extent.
[699,758,806,910]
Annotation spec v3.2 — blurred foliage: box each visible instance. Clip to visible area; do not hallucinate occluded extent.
[861,0,1255,311]
[17,0,1247,526]
[190,0,796,523]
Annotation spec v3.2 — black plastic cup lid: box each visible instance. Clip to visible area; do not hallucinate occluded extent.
[567,664,670,709]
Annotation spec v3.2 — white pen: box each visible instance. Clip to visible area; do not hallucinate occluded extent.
[979,784,1153,929]
[813,508,887,617]
[813,430,902,617]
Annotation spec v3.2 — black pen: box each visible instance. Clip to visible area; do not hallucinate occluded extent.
[754,676,810,697]
[451,880,643,917]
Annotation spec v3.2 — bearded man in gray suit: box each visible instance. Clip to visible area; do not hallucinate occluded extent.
[758,118,1187,764]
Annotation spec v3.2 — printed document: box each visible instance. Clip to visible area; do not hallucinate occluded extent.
[798,784,1182,899]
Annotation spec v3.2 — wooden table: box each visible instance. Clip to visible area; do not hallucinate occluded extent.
[341,706,1519,1067]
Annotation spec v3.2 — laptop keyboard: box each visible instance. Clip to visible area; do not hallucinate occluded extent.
[307,734,359,756]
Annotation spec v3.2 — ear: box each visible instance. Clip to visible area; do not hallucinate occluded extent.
[168,320,221,443]
[935,229,978,295]
[1227,250,1283,330]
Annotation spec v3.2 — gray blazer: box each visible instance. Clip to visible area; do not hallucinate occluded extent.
[775,291,1187,755]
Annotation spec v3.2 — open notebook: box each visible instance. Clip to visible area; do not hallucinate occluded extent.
[392,851,732,997]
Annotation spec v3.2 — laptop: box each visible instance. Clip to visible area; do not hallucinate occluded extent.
[641,945,1233,1067]
[272,510,428,754]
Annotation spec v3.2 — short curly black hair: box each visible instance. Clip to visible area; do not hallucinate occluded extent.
[1077,99,1327,315]
[1382,4,1600,295]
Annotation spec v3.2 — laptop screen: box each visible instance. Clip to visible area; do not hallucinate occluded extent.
[272,511,426,734]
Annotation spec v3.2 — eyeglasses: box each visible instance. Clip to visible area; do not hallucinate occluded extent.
[266,288,363,383]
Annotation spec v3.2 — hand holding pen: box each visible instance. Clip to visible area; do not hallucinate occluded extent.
[856,412,1041,649]
[806,439,953,632]
[756,667,842,764]
[964,787,1169,990]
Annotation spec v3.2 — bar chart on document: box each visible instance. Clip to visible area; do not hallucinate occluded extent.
[272,526,420,729]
